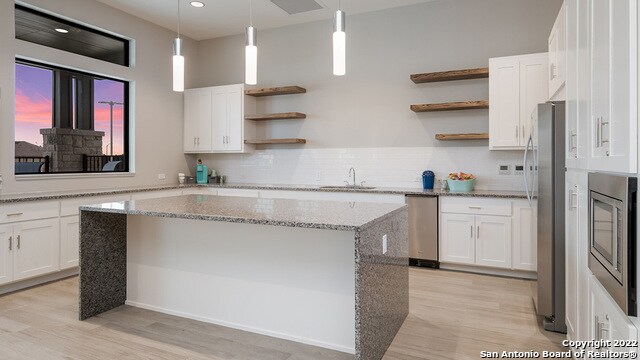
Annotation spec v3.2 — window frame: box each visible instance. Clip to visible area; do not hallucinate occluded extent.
[15,58,131,175]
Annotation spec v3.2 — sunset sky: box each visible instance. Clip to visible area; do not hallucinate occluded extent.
[15,63,126,155]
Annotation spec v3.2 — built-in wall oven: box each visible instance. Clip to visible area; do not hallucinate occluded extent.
[588,172,637,316]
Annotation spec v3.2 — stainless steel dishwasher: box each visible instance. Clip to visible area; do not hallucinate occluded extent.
[406,195,439,268]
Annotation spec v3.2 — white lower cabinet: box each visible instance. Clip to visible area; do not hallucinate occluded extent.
[0,224,12,285]
[60,215,79,270]
[440,197,536,274]
[512,201,537,271]
[475,216,512,268]
[11,219,60,282]
[440,214,476,265]
[589,275,638,353]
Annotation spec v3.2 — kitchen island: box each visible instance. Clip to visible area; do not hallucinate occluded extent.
[79,195,409,360]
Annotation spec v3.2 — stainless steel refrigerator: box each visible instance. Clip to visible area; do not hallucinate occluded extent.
[524,101,567,333]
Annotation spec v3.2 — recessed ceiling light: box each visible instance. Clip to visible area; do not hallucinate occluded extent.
[190,1,205,7]
[54,28,69,33]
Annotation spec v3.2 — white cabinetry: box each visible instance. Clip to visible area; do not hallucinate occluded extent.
[184,84,256,154]
[589,275,638,353]
[489,53,549,150]
[439,197,535,274]
[60,216,79,270]
[549,2,566,100]
[440,214,476,265]
[588,0,637,173]
[0,224,12,285]
[13,219,60,281]
[512,200,537,271]
[184,88,213,153]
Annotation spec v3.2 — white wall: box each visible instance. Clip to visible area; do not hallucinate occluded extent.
[191,0,561,190]
[0,0,197,195]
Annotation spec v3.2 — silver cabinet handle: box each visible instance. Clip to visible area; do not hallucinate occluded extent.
[470,225,473,238]
[193,137,196,146]
[6,213,23,217]
[16,235,20,250]
[516,125,519,139]
[521,125,525,139]
[477,225,480,239]
[550,63,556,80]
[8,236,12,251]
[600,118,609,144]
[197,137,200,145]
[569,131,577,152]
[468,206,482,209]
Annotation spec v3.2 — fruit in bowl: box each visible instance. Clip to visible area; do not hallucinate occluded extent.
[447,172,477,192]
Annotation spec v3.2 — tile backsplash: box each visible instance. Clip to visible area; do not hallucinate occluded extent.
[198,146,526,191]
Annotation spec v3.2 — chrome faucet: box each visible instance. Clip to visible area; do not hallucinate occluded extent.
[348,167,356,187]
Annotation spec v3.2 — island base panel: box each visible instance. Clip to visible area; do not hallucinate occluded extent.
[126,216,357,354]
[79,211,127,320]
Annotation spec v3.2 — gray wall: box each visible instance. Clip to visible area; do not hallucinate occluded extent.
[0,0,197,194]
[194,0,562,149]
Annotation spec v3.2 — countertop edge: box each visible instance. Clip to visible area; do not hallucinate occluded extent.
[3,183,527,204]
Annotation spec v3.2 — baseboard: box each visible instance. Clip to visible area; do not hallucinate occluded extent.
[125,300,356,355]
[440,263,537,280]
[0,268,78,296]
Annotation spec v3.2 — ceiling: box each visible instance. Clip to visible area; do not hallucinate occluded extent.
[94,0,437,41]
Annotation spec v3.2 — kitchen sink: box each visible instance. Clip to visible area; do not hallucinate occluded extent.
[319,185,376,190]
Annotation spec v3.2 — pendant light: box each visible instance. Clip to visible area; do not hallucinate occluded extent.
[245,0,258,85]
[173,0,185,92]
[333,0,346,76]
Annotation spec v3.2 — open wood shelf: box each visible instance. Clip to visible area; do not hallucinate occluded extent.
[435,133,489,141]
[245,138,307,145]
[410,67,489,84]
[245,86,307,97]
[245,112,307,121]
[411,100,489,113]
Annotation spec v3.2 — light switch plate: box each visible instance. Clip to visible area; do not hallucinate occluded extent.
[498,164,511,175]
[514,165,524,175]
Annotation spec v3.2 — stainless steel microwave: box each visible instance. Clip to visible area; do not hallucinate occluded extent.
[588,172,637,316]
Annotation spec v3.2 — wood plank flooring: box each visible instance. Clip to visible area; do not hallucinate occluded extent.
[0,268,566,359]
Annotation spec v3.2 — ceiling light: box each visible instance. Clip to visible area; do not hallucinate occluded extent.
[245,0,257,85]
[190,1,205,8]
[173,0,185,92]
[333,9,346,76]
[54,28,69,33]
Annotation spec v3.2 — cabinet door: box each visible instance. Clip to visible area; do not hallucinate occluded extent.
[565,0,579,166]
[489,57,521,149]
[589,276,638,352]
[211,88,228,151]
[589,0,637,173]
[0,224,12,285]
[520,54,549,141]
[565,173,579,340]
[513,201,537,271]
[60,216,79,270]
[184,89,211,153]
[475,215,512,268]
[13,219,59,281]
[440,214,475,265]
[549,3,566,98]
[548,18,559,97]
[226,85,244,152]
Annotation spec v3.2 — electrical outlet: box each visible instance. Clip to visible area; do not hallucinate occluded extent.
[382,234,388,254]
[498,165,511,175]
[158,173,166,180]
[514,165,524,175]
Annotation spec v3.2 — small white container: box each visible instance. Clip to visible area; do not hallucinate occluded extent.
[178,173,186,184]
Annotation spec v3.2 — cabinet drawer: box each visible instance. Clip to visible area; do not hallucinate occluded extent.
[60,194,131,216]
[440,197,512,216]
[0,201,60,224]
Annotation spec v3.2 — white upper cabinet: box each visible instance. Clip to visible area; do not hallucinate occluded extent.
[489,53,549,150]
[549,2,567,100]
[184,88,213,153]
[184,84,256,154]
[588,0,637,173]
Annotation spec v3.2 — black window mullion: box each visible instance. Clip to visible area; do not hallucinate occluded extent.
[53,70,72,129]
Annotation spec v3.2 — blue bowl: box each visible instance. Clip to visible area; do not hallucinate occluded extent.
[447,178,476,192]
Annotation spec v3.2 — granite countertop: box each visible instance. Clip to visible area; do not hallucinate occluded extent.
[0,182,527,204]
[80,194,407,231]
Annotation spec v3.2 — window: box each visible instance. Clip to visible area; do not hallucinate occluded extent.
[15,60,129,174]
[15,5,130,67]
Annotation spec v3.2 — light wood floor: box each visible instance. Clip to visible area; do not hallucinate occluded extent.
[0,268,566,359]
